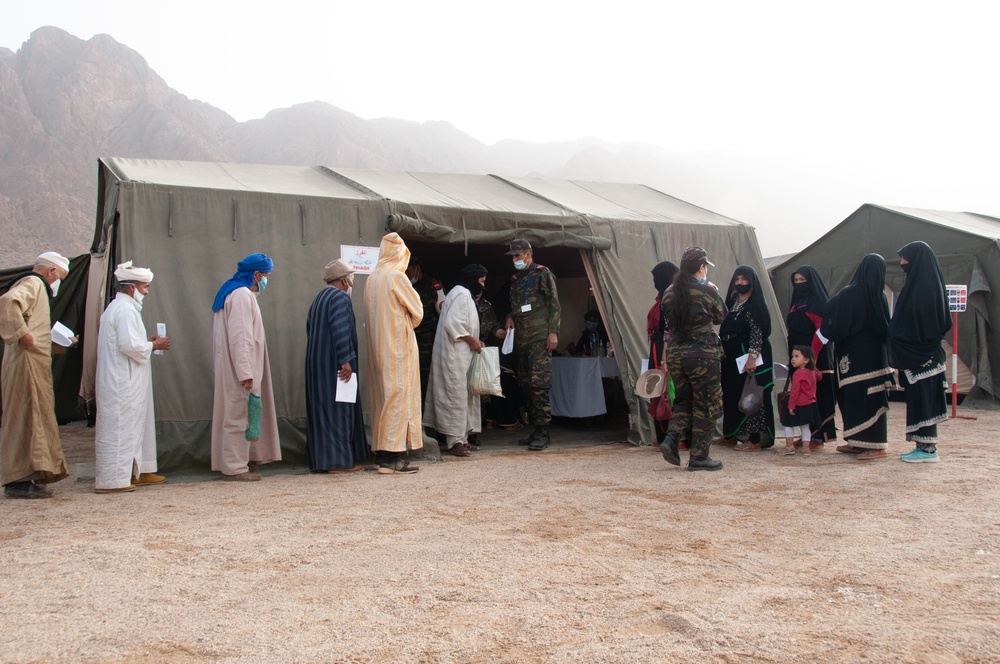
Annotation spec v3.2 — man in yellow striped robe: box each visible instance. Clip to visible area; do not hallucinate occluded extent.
[364,233,424,474]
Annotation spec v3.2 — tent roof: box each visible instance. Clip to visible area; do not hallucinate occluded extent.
[499,177,744,225]
[874,205,1000,240]
[103,158,377,200]
[328,169,573,217]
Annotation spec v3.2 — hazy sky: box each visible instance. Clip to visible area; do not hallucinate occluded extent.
[4,0,999,251]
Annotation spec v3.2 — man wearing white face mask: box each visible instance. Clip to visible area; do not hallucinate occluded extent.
[94,261,171,493]
[0,251,71,498]
[305,259,368,472]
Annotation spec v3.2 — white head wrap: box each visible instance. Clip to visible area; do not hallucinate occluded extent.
[36,251,70,273]
[114,260,154,283]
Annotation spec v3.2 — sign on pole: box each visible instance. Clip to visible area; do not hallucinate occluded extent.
[944,285,976,420]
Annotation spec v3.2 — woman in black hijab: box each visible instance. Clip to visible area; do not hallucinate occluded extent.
[719,265,775,450]
[821,254,894,460]
[889,241,951,463]
[786,265,837,447]
[648,261,679,443]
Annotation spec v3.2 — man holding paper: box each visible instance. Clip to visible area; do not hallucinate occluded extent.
[94,262,170,493]
[305,259,368,472]
[0,251,71,498]
[504,239,560,451]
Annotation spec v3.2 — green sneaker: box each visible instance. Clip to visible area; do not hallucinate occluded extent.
[900,449,939,463]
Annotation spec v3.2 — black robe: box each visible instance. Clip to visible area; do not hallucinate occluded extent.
[785,265,837,441]
[890,242,951,444]
[821,254,894,447]
[719,266,774,445]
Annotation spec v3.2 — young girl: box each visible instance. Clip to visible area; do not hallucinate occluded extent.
[781,346,822,455]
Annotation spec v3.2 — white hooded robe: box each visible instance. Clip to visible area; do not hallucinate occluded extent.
[94,292,157,489]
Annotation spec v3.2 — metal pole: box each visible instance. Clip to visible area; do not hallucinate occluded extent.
[951,311,958,418]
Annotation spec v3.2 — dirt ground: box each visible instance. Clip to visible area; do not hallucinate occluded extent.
[1,404,999,663]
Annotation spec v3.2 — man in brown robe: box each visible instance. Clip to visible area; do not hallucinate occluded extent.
[210,253,281,481]
[0,252,71,499]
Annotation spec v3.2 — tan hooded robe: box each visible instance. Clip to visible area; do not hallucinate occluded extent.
[364,233,424,452]
[0,276,68,485]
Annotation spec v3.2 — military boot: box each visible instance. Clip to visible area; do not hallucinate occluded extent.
[688,432,722,471]
[660,431,680,466]
[527,426,550,451]
[519,426,543,446]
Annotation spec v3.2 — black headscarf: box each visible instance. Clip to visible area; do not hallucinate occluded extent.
[651,261,679,296]
[721,265,771,338]
[822,253,890,342]
[789,265,829,311]
[888,241,951,370]
[458,263,488,298]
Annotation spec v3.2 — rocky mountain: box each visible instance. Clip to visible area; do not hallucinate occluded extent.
[0,26,883,267]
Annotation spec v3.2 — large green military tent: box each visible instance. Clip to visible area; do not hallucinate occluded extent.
[85,158,787,469]
[771,204,1000,400]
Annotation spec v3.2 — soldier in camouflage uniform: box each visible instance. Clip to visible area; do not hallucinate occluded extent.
[659,246,727,471]
[405,258,443,403]
[504,239,560,450]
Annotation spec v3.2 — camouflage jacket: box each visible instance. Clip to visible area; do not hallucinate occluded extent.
[508,263,560,345]
[661,280,727,358]
[477,298,501,344]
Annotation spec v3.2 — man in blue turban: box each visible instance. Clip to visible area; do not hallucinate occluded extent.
[211,253,281,481]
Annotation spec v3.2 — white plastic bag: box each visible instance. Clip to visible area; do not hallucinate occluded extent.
[468,347,503,397]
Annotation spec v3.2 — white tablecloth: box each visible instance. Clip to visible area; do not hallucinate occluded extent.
[550,357,621,418]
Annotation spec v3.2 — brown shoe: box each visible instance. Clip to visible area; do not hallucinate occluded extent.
[856,450,888,461]
[325,465,363,473]
[133,473,167,485]
[836,445,865,454]
[733,442,761,452]
[447,443,471,457]
[222,471,262,482]
[808,441,825,451]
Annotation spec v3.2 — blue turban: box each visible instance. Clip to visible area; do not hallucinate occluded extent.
[212,253,275,312]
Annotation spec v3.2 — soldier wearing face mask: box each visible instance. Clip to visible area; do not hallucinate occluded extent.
[0,251,72,498]
[504,238,561,451]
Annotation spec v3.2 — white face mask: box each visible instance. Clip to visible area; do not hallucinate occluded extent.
[132,289,146,306]
[49,279,61,297]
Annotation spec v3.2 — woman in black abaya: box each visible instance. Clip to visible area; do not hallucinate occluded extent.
[889,241,951,463]
[786,265,838,447]
[719,265,775,450]
[648,260,679,443]
[820,254,894,460]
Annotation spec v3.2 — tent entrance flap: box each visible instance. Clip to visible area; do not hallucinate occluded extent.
[387,214,612,251]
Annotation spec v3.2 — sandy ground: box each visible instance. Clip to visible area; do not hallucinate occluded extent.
[2,405,999,664]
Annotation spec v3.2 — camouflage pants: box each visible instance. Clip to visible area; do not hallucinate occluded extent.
[516,340,552,426]
[666,352,722,458]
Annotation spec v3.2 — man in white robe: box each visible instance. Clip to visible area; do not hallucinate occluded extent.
[94,262,170,493]
[424,265,487,457]
[211,253,281,481]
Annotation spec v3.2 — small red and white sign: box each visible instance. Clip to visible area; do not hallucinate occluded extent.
[341,245,380,275]
[946,284,967,312]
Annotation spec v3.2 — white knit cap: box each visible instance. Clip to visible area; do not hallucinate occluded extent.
[36,251,70,272]
[114,260,154,283]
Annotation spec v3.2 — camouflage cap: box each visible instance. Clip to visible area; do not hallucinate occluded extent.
[506,238,532,255]
[681,245,715,267]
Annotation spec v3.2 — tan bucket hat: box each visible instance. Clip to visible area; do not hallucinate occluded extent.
[634,368,667,399]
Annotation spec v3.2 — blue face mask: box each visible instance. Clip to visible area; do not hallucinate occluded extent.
[256,276,268,293]
[585,321,599,332]
[698,276,708,284]
[514,259,527,271]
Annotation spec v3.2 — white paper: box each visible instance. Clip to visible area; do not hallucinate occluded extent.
[501,328,515,355]
[641,359,649,374]
[335,373,358,403]
[735,353,750,374]
[155,323,166,355]
[51,321,74,347]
